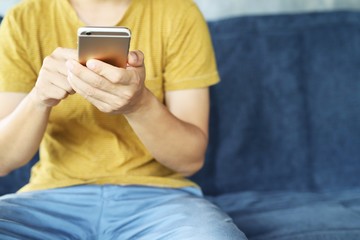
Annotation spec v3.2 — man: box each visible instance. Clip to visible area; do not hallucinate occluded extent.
[0,0,247,239]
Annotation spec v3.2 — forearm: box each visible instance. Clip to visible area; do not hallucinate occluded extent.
[0,89,51,176]
[66,50,209,176]
[125,89,208,176]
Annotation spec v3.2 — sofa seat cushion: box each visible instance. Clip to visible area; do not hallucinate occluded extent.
[210,189,360,240]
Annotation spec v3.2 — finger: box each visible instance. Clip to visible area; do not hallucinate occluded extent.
[50,74,74,94]
[35,80,69,102]
[53,47,78,61]
[67,59,125,93]
[42,56,68,77]
[67,68,119,103]
[38,67,74,94]
[68,72,121,113]
[44,87,69,101]
[85,96,114,113]
[127,50,144,68]
[43,48,76,78]
[125,51,146,88]
[86,59,132,85]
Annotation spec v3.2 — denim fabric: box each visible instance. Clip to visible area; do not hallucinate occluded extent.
[0,185,246,240]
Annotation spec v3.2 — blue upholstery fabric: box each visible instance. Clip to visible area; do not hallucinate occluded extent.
[210,190,360,240]
[192,11,360,195]
[0,15,32,195]
[0,15,38,195]
[191,11,360,239]
[0,153,37,195]
[0,13,36,193]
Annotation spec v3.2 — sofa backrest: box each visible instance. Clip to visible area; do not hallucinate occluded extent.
[2,12,360,196]
[192,11,360,195]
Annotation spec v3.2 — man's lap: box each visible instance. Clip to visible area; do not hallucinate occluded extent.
[0,185,246,240]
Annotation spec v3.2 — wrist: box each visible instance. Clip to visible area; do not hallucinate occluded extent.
[124,88,156,119]
[28,88,53,112]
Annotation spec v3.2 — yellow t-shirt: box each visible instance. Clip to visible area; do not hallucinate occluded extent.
[0,0,219,192]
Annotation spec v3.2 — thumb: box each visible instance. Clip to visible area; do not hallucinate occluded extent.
[128,50,144,68]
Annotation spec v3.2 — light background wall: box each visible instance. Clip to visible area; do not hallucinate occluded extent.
[1,0,360,19]
[0,0,19,16]
[195,0,360,20]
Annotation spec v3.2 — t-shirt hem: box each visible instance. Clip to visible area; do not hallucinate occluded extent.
[17,176,200,193]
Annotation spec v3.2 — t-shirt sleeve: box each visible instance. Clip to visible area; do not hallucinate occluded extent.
[0,9,37,93]
[163,4,220,91]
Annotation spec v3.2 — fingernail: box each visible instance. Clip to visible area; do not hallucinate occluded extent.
[87,60,96,70]
[66,60,74,71]
[130,52,138,62]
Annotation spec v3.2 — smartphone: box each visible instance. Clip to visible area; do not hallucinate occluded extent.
[77,26,131,68]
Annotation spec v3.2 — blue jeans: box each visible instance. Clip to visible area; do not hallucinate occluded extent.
[0,185,247,239]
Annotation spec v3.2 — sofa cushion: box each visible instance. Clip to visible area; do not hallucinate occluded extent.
[0,154,38,195]
[2,12,360,197]
[192,11,360,195]
[210,189,360,240]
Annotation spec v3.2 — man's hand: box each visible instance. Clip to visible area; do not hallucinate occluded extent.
[66,50,146,114]
[31,48,76,107]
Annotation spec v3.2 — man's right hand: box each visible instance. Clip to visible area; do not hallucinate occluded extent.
[31,47,77,107]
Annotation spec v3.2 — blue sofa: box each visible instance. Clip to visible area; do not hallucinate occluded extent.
[2,11,360,239]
